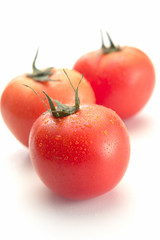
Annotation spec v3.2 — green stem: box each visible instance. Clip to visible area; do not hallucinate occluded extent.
[27,49,56,82]
[23,69,82,118]
[101,31,121,54]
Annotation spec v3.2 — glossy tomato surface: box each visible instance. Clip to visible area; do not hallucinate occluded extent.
[73,47,155,119]
[29,104,130,200]
[0,69,95,146]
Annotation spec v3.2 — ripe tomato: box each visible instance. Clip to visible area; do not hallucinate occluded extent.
[73,32,155,119]
[29,77,130,200]
[0,51,95,146]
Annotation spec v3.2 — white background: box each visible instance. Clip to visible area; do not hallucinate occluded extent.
[0,0,160,239]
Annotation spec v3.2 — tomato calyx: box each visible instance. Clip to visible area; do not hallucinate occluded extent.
[24,69,83,118]
[101,31,121,54]
[27,49,56,82]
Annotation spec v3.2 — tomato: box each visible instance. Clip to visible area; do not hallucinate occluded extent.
[29,76,130,200]
[0,50,95,146]
[73,32,155,119]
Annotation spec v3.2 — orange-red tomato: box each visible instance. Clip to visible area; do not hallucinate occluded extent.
[73,33,155,119]
[29,104,130,200]
[1,68,95,146]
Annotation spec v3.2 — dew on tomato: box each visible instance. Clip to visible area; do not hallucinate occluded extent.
[29,105,130,200]
[28,70,130,200]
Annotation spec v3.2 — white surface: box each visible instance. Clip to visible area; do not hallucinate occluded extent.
[0,1,160,239]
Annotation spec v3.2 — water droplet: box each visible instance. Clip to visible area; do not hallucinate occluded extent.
[110,119,114,124]
[55,135,62,141]
[44,120,49,124]
[84,123,91,128]
[104,130,108,135]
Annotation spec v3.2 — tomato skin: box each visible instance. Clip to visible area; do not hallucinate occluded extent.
[0,69,95,146]
[29,104,130,200]
[73,47,155,119]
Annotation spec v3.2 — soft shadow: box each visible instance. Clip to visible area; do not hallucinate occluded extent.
[8,146,33,171]
[124,113,156,139]
[32,183,133,220]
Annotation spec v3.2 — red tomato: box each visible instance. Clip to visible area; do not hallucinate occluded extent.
[0,51,95,147]
[29,103,130,200]
[73,33,155,119]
